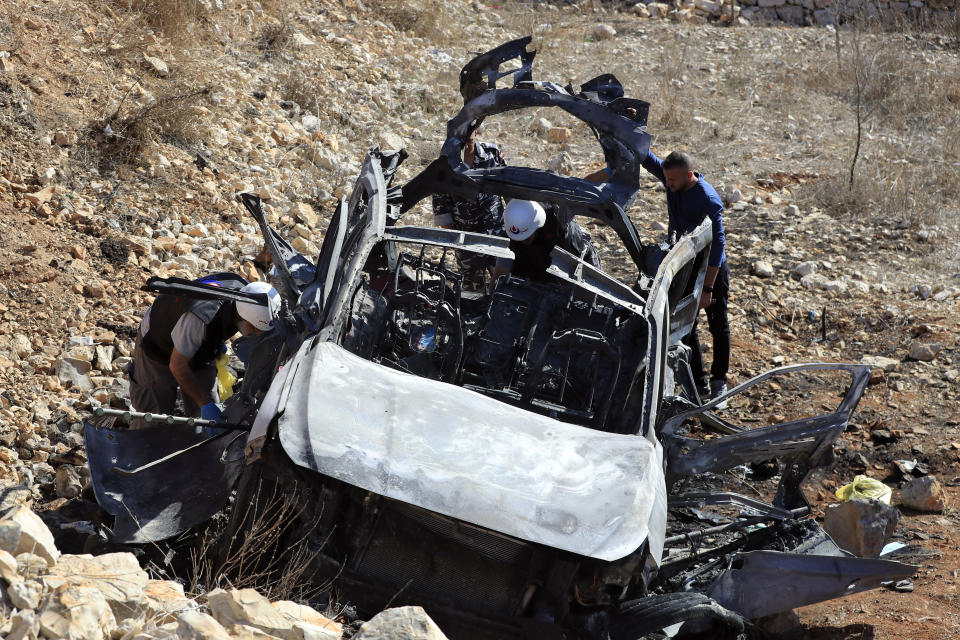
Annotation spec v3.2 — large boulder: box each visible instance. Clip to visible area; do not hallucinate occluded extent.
[0,505,60,566]
[353,606,449,640]
[823,498,900,557]
[38,583,118,640]
[43,553,150,622]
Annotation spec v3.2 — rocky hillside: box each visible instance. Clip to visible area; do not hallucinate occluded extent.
[0,0,958,638]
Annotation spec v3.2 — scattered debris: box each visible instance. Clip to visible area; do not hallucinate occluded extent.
[836,474,893,504]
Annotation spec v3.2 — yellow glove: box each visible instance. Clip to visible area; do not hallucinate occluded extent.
[216,352,237,401]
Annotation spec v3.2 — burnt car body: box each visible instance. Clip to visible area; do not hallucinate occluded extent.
[85,38,914,639]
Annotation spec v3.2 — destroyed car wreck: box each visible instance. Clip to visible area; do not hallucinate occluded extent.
[85,38,915,640]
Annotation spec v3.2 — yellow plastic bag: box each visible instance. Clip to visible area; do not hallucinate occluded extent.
[835,475,892,504]
[216,352,237,401]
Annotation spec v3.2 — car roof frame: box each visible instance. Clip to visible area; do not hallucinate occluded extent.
[399,37,652,273]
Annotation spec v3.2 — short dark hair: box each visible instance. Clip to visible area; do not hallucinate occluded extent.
[662,151,693,172]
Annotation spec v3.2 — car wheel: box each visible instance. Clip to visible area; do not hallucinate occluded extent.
[608,592,753,640]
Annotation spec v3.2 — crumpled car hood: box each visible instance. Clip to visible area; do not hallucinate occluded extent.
[276,341,664,561]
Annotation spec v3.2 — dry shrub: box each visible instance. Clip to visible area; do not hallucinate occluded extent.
[257,16,293,54]
[649,33,699,136]
[366,0,450,44]
[93,77,209,170]
[112,0,209,40]
[278,67,322,114]
[188,478,326,603]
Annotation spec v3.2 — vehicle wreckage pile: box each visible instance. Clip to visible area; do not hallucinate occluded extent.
[73,39,923,640]
[0,2,958,640]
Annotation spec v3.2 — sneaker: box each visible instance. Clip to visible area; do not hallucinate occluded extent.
[710,379,728,410]
[695,380,710,405]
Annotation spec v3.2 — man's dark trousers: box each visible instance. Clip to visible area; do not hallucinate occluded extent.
[684,262,730,390]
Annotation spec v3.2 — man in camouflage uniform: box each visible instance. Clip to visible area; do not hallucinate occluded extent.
[432,128,506,289]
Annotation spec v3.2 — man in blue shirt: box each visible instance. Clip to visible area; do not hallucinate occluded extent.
[641,150,731,405]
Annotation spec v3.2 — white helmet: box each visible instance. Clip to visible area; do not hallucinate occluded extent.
[503,199,546,241]
[236,281,280,331]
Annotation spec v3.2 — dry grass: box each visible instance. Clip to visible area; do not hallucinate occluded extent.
[366,0,453,45]
[186,479,327,603]
[111,0,210,40]
[792,15,960,229]
[278,66,322,115]
[92,77,210,170]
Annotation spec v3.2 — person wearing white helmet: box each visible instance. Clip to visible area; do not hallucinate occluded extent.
[129,273,280,428]
[494,199,600,279]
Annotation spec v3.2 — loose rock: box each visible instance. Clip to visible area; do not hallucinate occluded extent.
[143,579,197,624]
[823,498,900,557]
[0,505,60,566]
[752,260,774,277]
[177,610,233,640]
[860,355,899,372]
[144,55,170,77]
[592,24,616,41]
[354,606,449,640]
[39,583,117,640]
[7,609,40,640]
[791,261,817,278]
[54,465,83,499]
[900,476,946,512]
[8,578,43,609]
[908,342,941,362]
[207,587,301,638]
[43,552,150,622]
[547,127,571,143]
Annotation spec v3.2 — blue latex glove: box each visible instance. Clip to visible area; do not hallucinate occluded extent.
[200,402,223,423]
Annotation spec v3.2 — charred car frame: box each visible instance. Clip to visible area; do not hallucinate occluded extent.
[85,38,913,639]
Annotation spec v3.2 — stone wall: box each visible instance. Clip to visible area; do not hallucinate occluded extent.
[628,0,957,27]
[740,0,956,26]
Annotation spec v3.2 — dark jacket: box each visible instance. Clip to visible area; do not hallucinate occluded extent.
[432,141,507,235]
[640,150,726,268]
[140,272,247,369]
